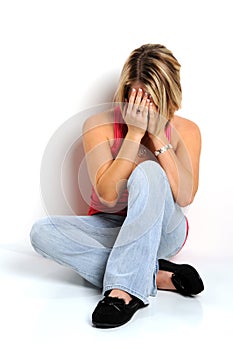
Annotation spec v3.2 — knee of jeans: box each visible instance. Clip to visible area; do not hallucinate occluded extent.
[140,160,166,175]
[128,160,167,188]
[30,217,52,252]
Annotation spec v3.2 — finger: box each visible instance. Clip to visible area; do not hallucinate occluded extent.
[149,102,154,113]
[150,102,159,117]
[149,102,159,122]
[142,98,150,118]
[139,92,148,109]
[134,88,143,108]
[128,88,136,113]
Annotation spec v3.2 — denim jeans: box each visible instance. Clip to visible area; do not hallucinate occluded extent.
[30,160,187,304]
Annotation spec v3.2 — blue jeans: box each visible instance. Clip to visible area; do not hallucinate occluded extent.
[30,160,187,304]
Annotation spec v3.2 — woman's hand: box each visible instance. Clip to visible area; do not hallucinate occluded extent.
[147,102,168,140]
[123,88,150,140]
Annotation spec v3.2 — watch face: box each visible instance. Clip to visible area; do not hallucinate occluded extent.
[155,144,172,157]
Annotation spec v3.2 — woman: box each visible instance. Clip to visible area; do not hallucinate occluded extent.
[30,44,204,328]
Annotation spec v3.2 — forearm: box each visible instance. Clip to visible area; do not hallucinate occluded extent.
[151,135,196,207]
[96,132,142,205]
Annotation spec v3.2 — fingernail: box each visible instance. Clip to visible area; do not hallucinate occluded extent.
[138,88,142,93]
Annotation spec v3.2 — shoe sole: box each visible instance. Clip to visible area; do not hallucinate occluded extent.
[93,322,125,328]
[92,303,148,328]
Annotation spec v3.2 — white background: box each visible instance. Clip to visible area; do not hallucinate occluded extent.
[0,0,233,348]
[1,0,232,256]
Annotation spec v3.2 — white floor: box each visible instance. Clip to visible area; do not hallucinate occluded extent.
[1,241,232,350]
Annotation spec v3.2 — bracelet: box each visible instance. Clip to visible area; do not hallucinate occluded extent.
[154,143,173,157]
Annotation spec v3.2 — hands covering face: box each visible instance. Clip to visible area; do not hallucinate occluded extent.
[123,88,167,139]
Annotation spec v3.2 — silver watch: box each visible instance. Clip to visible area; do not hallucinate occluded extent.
[154,143,173,157]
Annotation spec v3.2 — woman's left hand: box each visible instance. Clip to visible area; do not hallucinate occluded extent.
[147,102,168,140]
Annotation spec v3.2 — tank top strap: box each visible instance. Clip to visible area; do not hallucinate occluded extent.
[111,105,127,157]
[165,122,171,142]
[113,105,126,138]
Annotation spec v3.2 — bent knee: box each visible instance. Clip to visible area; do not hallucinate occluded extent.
[139,160,166,175]
[129,160,167,186]
[30,216,55,252]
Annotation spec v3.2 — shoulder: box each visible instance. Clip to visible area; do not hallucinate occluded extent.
[172,114,201,141]
[82,108,114,134]
[171,115,201,155]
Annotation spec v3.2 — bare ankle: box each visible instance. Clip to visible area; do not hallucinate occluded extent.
[156,270,176,290]
[108,289,132,304]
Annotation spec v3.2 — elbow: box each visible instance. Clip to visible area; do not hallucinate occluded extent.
[175,178,199,207]
[99,195,118,208]
[95,177,127,208]
[95,185,119,208]
[176,189,197,207]
[177,197,194,208]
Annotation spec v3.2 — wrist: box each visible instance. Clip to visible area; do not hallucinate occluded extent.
[126,131,143,143]
[149,133,168,149]
[154,143,173,157]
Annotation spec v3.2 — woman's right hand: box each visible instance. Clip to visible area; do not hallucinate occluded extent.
[123,88,150,139]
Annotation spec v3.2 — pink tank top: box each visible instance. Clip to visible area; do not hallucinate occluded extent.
[87,105,171,216]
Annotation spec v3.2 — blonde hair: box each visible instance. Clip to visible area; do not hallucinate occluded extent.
[114,44,182,120]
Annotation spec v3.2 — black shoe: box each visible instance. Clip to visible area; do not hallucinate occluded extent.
[92,293,147,328]
[158,259,204,296]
